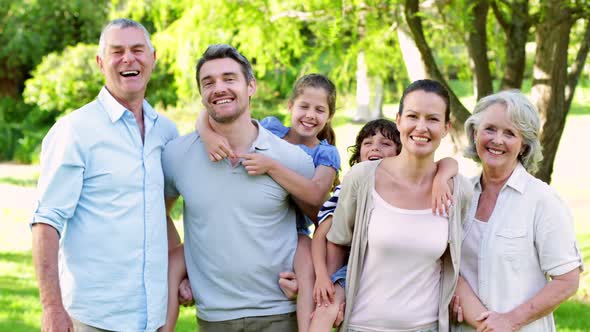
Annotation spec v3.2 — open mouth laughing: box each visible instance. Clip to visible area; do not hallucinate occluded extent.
[120,70,139,77]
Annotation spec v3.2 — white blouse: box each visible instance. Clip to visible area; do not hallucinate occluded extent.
[458,163,583,332]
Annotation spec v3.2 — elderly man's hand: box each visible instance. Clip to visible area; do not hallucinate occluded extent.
[42,305,73,332]
[178,278,195,307]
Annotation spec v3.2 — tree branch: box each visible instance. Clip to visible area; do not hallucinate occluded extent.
[404,0,471,141]
[491,0,509,32]
[565,18,590,111]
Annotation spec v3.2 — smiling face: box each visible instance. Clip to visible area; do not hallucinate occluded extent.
[359,131,399,162]
[288,87,331,141]
[396,90,449,158]
[475,103,524,173]
[198,58,256,124]
[96,27,155,105]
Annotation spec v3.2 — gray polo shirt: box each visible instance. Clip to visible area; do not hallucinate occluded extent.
[162,122,315,321]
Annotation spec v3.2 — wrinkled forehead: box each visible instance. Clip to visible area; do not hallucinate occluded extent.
[104,27,149,48]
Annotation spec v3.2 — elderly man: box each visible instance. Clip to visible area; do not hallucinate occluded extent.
[162,44,315,332]
[31,18,178,331]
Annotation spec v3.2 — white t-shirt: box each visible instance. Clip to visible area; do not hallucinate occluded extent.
[460,218,488,294]
[349,189,448,332]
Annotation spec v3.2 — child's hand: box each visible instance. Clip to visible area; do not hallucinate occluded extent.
[201,133,235,162]
[178,278,195,307]
[313,273,335,307]
[432,178,454,217]
[278,271,298,300]
[240,153,277,175]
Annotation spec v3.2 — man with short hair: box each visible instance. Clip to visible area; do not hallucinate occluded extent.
[162,44,315,332]
[31,18,178,331]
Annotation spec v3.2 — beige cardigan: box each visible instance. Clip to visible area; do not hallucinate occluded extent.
[327,160,473,332]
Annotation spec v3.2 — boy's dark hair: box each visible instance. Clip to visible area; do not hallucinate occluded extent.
[195,44,254,92]
[398,79,451,123]
[289,74,337,145]
[348,119,401,167]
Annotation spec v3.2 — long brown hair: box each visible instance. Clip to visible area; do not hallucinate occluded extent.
[289,74,337,145]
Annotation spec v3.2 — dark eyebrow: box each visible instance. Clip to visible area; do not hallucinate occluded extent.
[201,72,239,83]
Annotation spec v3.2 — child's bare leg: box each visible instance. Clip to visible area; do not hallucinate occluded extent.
[159,245,187,332]
[294,235,314,332]
[308,283,345,332]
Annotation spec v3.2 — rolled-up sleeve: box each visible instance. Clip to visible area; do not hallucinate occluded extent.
[535,189,584,276]
[31,119,85,237]
[326,169,358,246]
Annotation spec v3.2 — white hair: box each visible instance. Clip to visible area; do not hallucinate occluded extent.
[97,18,154,58]
[464,90,543,173]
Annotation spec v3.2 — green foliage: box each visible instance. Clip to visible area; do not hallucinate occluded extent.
[24,44,103,114]
[0,0,108,83]
[0,0,109,162]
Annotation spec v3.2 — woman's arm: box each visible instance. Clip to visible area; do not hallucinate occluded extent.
[478,268,580,331]
[241,153,336,220]
[453,276,487,328]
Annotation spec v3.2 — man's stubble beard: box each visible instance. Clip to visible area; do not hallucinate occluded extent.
[206,105,246,124]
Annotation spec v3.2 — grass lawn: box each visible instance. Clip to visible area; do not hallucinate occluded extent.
[0,85,588,330]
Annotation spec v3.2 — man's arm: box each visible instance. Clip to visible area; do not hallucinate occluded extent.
[165,196,181,250]
[32,224,73,331]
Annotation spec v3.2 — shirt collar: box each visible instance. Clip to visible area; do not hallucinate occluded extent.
[97,87,157,122]
[194,119,271,151]
[504,162,527,194]
[472,162,527,194]
[251,120,271,151]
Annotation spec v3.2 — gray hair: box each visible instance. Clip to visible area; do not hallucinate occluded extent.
[97,18,155,58]
[464,90,543,173]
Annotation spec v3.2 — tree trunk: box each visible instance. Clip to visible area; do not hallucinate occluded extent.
[370,77,384,120]
[492,0,531,90]
[397,24,427,81]
[355,51,371,122]
[465,0,493,100]
[404,0,471,142]
[531,0,574,183]
[565,19,590,112]
[0,63,22,98]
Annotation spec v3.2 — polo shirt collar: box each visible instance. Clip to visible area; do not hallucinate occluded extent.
[193,119,271,152]
[251,120,271,151]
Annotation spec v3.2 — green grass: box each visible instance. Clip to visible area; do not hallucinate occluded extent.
[0,177,37,187]
[0,251,198,331]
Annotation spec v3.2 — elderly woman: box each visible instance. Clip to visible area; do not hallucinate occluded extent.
[453,90,583,331]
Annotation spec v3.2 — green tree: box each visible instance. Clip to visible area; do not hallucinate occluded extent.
[0,0,108,160]
[404,0,590,183]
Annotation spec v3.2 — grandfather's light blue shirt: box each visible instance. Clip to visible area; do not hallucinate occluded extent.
[31,87,178,331]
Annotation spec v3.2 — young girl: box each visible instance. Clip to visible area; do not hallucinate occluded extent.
[308,119,458,332]
[162,73,341,332]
